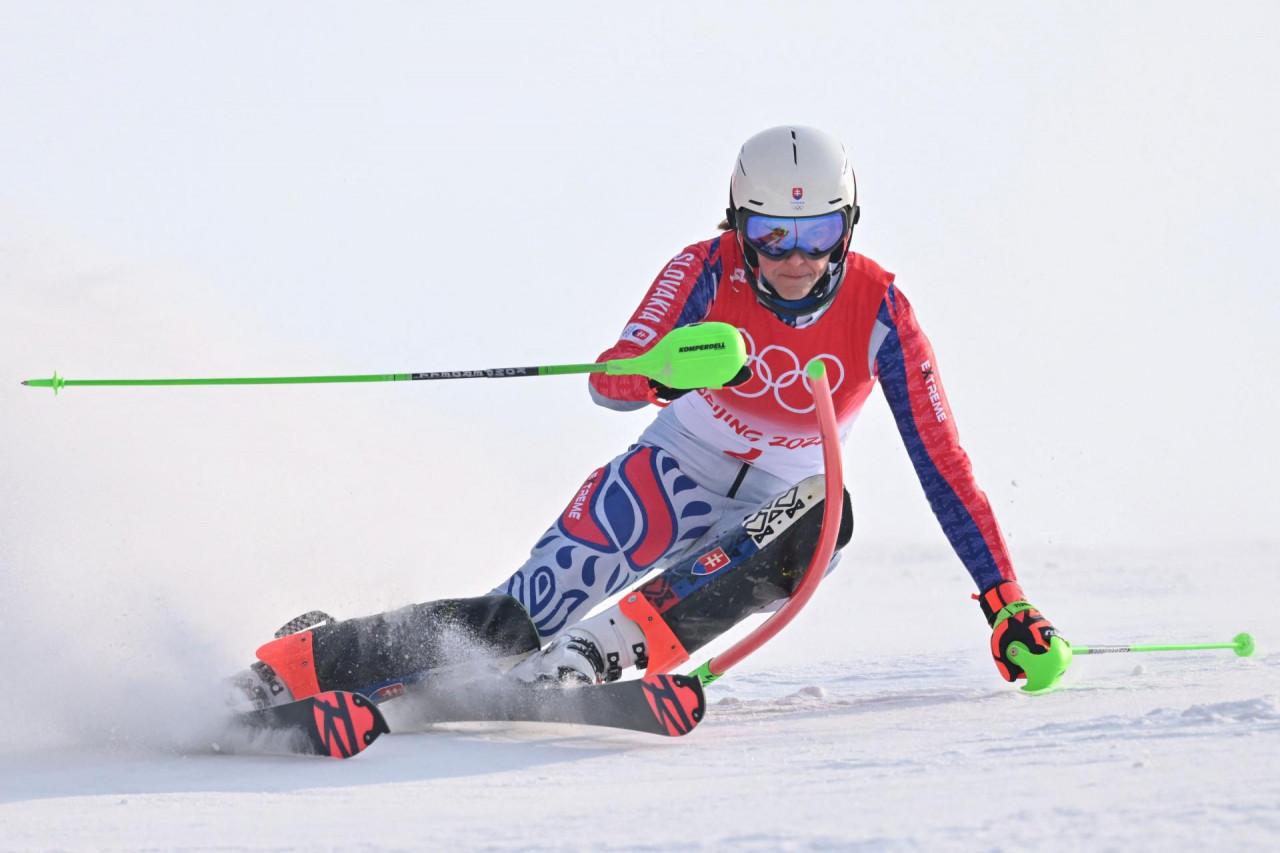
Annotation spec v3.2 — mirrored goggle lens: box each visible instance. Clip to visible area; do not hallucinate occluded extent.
[743,211,846,259]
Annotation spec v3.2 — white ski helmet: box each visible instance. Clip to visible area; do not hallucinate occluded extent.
[726,126,860,317]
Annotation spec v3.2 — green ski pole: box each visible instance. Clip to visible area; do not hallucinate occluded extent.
[22,322,747,395]
[1072,633,1255,657]
[1006,632,1254,694]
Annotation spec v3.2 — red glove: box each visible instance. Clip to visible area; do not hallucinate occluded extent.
[976,580,1064,685]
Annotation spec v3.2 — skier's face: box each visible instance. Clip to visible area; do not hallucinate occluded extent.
[757,252,828,300]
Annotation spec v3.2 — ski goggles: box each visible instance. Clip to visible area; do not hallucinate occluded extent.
[741,210,848,260]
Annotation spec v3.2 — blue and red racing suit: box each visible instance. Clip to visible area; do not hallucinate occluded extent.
[494,232,1017,640]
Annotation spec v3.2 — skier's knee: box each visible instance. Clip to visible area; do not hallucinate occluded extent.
[551,477,853,680]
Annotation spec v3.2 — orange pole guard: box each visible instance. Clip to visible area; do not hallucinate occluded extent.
[692,359,843,684]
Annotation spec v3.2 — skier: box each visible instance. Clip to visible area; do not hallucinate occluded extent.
[234,126,1065,712]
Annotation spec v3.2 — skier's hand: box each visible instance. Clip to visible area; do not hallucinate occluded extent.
[648,364,751,404]
[976,580,1070,691]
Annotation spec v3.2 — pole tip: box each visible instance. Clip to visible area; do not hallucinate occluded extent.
[805,359,827,381]
[1233,632,1255,657]
[22,373,64,394]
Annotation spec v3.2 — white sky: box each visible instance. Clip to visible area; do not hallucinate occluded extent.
[2,3,1278,653]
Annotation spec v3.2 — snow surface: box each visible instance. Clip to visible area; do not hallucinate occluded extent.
[1,546,1275,851]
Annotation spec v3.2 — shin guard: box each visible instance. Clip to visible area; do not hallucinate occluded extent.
[256,594,541,700]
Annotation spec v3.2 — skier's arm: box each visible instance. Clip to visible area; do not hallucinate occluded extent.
[872,284,1068,688]
[589,243,720,411]
[870,284,1016,591]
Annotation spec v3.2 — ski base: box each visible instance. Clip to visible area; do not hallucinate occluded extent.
[226,690,390,758]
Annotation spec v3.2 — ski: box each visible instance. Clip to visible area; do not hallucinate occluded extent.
[399,672,706,737]
[224,690,390,758]
[219,668,703,758]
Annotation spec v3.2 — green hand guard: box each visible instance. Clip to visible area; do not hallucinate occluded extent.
[981,581,1072,693]
[1005,635,1073,693]
[608,322,747,390]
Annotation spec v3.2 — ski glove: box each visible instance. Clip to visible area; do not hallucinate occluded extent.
[976,580,1070,692]
[648,364,752,404]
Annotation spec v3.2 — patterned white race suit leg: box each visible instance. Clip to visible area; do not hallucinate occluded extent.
[492,443,754,642]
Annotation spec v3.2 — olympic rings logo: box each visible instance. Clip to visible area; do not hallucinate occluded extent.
[730,329,845,414]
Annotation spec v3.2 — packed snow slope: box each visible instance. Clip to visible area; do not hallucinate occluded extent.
[0,544,1275,851]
